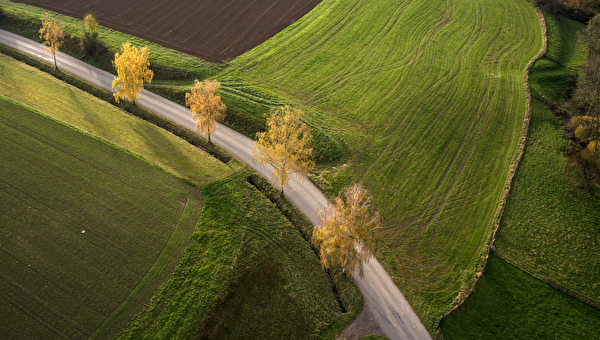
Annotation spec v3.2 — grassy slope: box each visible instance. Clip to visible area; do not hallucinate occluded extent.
[440,12,599,339]
[494,13,600,304]
[0,53,239,186]
[0,96,204,339]
[439,254,600,339]
[0,51,356,340]
[225,0,542,329]
[120,172,348,340]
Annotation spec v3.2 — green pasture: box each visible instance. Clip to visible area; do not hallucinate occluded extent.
[0,96,204,339]
[495,12,600,306]
[440,11,599,338]
[121,172,353,339]
[0,53,239,186]
[224,0,543,329]
[439,254,600,339]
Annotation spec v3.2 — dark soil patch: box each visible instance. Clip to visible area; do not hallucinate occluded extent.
[14,0,322,62]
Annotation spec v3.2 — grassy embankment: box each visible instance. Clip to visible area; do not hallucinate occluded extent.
[219,0,543,330]
[495,10,600,306]
[0,53,237,186]
[0,95,207,339]
[0,54,360,338]
[120,172,359,340]
[440,11,600,339]
[439,254,600,339]
[0,2,346,163]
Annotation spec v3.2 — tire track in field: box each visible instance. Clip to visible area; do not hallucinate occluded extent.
[0,115,182,212]
[0,186,151,299]
[0,122,179,244]
[0,272,88,339]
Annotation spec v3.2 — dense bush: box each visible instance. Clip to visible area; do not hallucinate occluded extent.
[532,0,597,22]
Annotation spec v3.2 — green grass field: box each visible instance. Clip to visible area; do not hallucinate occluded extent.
[120,172,358,340]
[0,96,205,339]
[440,11,599,338]
[494,12,600,306]
[0,52,358,338]
[222,0,544,329]
[0,53,240,186]
[439,254,600,339]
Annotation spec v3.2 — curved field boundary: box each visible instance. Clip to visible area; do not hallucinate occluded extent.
[0,95,205,339]
[228,0,544,330]
[435,8,548,336]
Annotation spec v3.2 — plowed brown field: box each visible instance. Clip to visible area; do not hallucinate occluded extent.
[15,0,321,62]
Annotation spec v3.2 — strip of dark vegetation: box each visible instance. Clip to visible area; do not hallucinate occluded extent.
[121,172,361,339]
[532,0,599,23]
[245,173,360,316]
[0,44,232,164]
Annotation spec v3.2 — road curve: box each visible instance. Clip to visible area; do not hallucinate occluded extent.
[0,29,432,340]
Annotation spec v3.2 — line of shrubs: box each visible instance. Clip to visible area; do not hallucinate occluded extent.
[0,44,232,164]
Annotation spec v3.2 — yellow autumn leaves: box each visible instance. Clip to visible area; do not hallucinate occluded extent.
[312,183,378,278]
[186,80,226,143]
[112,42,154,104]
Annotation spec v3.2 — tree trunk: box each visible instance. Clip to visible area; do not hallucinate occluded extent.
[208,133,211,143]
[53,55,57,70]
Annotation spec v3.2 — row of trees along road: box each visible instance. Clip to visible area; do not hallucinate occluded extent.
[39,13,103,70]
[566,14,600,190]
[36,12,378,277]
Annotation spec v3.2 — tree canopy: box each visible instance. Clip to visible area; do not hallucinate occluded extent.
[253,106,314,192]
[185,79,226,143]
[112,42,153,104]
[311,183,378,278]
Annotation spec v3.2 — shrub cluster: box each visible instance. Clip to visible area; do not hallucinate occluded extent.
[532,0,597,22]
[0,45,232,163]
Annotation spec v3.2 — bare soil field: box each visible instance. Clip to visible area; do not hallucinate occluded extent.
[15,0,321,62]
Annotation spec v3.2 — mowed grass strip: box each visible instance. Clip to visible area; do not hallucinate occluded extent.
[495,12,600,305]
[121,172,346,340]
[0,53,239,187]
[227,0,543,329]
[0,96,204,339]
[439,254,600,339]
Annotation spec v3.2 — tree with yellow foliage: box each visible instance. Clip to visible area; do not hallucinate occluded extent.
[185,80,226,143]
[312,183,378,278]
[39,13,64,70]
[253,106,314,193]
[112,42,153,104]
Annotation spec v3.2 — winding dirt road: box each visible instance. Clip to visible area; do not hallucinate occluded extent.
[0,29,432,340]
